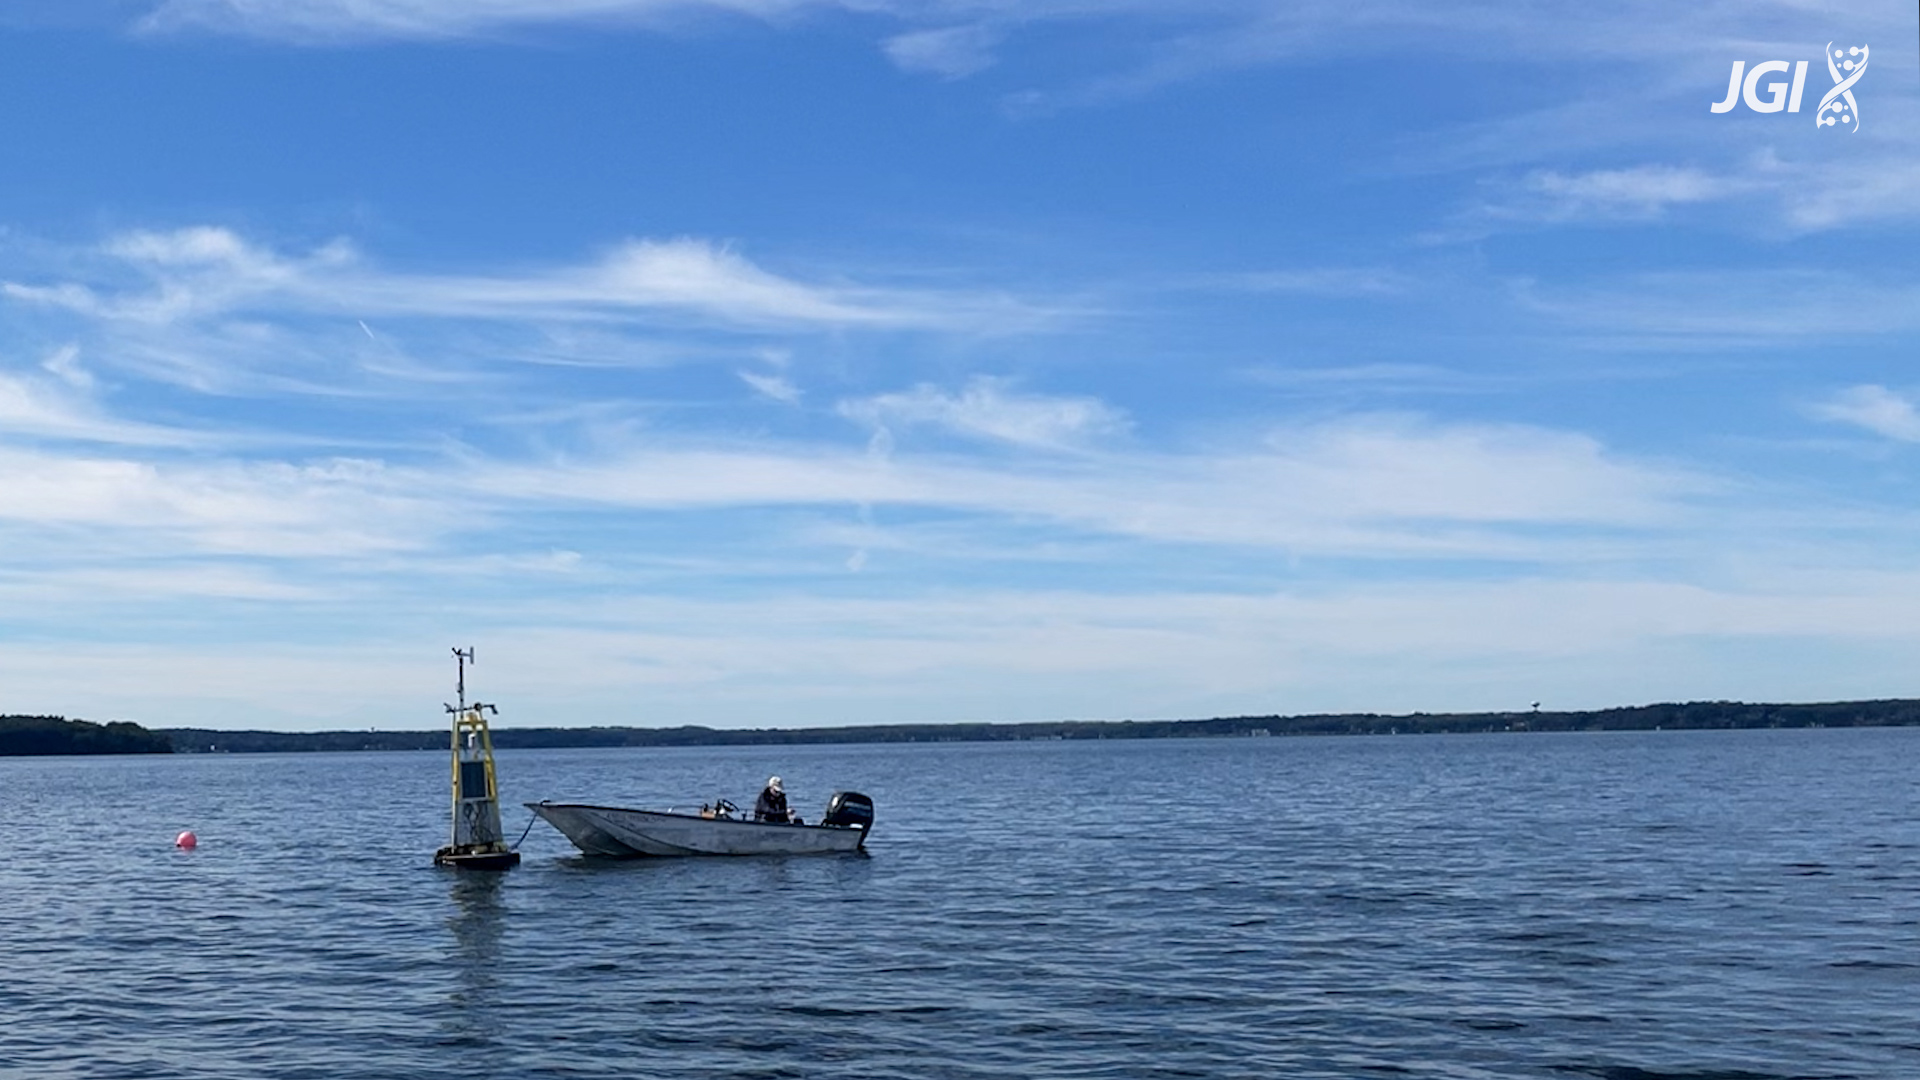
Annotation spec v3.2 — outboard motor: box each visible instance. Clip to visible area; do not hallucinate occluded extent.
[821,791,875,846]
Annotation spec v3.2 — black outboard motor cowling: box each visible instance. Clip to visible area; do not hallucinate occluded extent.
[821,791,874,843]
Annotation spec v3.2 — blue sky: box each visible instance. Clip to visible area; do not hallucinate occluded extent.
[1,1,1916,731]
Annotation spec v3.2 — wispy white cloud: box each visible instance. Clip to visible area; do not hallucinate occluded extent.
[465,413,1706,557]
[0,449,442,557]
[1810,384,1920,442]
[883,24,1002,78]
[137,0,818,41]
[39,344,95,390]
[5,227,351,325]
[0,393,1735,677]
[0,364,201,447]
[739,369,802,404]
[3,227,1048,333]
[21,559,1920,728]
[567,239,944,327]
[1242,363,1460,390]
[0,564,325,604]
[1205,267,1410,297]
[1771,157,1920,232]
[838,377,1129,452]
[1449,148,1920,239]
[1506,166,1739,222]
[7,313,1720,579]
[0,372,103,438]
[989,0,1892,117]
[1512,270,1920,343]
[0,227,1060,404]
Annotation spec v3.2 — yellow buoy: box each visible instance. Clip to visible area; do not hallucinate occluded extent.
[433,647,521,870]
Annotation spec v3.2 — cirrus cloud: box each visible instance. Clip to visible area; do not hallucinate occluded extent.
[1811,385,1920,442]
[4,227,1045,333]
[838,377,1130,452]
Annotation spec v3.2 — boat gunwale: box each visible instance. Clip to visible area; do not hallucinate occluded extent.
[527,800,866,833]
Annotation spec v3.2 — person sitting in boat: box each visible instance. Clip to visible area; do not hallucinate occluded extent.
[754,776,799,824]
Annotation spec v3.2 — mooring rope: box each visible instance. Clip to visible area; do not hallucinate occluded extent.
[510,813,537,851]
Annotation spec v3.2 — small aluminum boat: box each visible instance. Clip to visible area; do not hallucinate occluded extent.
[527,792,874,857]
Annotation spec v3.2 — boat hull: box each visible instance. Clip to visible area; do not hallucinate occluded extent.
[527,802,868,857]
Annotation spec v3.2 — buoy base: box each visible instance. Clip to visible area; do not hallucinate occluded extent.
[434,844,520,871]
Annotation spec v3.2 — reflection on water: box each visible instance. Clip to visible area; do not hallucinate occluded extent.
[0,730,1917,1079]
[442,870,509,1052]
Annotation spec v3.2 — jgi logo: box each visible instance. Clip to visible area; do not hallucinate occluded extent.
[1711,42,1869,131]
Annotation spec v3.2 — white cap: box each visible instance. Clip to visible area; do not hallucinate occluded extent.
[768,776,782,792]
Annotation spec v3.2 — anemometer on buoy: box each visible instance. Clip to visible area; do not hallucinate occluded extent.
[433,647,521,870]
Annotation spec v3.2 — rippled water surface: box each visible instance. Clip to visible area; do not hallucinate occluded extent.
[3,728,1918,1079]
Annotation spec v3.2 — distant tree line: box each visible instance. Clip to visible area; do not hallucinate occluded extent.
[0,715,173,755]
[156,697,1920,754]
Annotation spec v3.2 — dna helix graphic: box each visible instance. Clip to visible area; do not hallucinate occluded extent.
[1817,43,1868,132]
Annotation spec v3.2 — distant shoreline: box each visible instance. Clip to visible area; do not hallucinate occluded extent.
[133,697,1920,754]
[9,698,1918,756]
[0,715,173,756]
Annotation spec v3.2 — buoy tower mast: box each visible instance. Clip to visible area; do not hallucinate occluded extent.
[433,647,520,870]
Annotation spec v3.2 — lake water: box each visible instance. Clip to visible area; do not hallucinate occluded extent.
[2,727,1916,1079]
